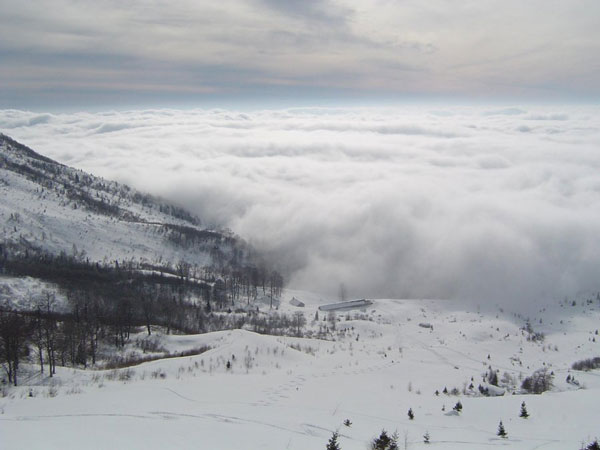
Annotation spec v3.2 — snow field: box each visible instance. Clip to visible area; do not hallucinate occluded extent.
[1,293,600,449]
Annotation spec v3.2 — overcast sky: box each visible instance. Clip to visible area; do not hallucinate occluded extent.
[1,0,599,109]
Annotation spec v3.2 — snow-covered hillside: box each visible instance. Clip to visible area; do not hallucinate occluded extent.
[2,292,599,449]
[0,133,240,270]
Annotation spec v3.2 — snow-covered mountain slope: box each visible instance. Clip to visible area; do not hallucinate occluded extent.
[2,292,599,450]
[0,133,244,271]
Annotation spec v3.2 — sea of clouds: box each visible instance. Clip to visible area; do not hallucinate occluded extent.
[2,105,600,311]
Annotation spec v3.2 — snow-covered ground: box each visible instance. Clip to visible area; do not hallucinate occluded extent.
[0,166,210,267]
[2,291,599,449]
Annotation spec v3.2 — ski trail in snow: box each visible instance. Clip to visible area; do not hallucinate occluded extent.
[254,357,398,407]
[1,413,154,421]
[527,440,564,450]
[149,410,335,439]
[254,374,307,406]
[163,387,198,403]
[438,345,521,373]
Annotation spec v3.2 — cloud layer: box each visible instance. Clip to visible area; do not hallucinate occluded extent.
[2,105,600,310]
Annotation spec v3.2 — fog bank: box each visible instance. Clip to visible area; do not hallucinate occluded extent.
[2,105,600,310]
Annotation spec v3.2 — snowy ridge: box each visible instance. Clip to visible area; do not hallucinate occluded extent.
[0,133,242,271]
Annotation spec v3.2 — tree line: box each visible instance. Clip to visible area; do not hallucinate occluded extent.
[0,242,286,386]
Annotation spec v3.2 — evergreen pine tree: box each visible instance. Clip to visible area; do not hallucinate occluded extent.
[370,430,399,450]
[389,432,399,450]
[586,440,600,450]
[423,431,430,444]
[520,401,529,418]
[497,421,507,438]
[326,431,341,450]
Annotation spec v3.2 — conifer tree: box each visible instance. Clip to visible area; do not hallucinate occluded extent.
[586,440,600,450]
[371,430,391,450]
[371,430,398,450]
[326,431,341,450]
[497,421,507,438]
[520,401,529,418]
[423,431,430,444]
[389,432,399,450]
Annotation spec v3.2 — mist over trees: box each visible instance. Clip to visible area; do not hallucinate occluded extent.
[0,134,292,385]
[0,233,286,384]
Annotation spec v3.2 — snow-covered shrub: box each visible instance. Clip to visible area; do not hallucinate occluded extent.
[118,368,135,382]
[521,368,553,394]
[571,356,600,371]
[150,368,166,379]
[500,371,516,388]
[46,384,59,397]
[135,335,166,353]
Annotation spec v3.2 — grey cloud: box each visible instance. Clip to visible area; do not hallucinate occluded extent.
[483,108,527,116]
[1,1,599,108]
[527,114,569,121]
[475,155,511,170]
[94,123,137,134]
[257,0,350,26]
[0,112,55,128]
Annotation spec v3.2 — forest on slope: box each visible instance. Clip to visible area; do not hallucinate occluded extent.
[0,134,286,385]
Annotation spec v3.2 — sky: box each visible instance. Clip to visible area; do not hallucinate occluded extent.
[0,0,599,109]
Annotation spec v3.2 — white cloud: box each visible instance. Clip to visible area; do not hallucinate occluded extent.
[2,105,600,311]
